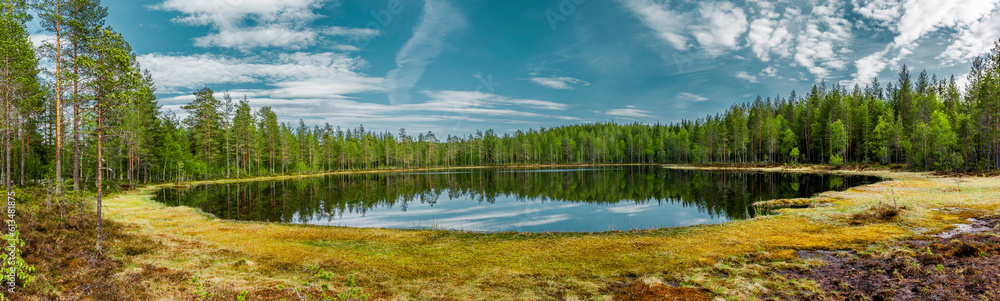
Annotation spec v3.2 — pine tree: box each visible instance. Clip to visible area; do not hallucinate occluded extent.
[182,87,222,179]
[1,0,37,199]
[66,0,106,191]
[258,107,279,173]
[829,120,847,165]
[232,97,254,177]
[85,26,138,251]
[928,110,957,169]
[35,0,71,199]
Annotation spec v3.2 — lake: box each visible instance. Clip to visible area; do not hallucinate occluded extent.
[154,166,882,232]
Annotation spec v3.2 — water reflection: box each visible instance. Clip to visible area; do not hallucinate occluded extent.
[154,166,881,232]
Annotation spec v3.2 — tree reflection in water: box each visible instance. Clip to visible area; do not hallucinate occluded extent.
[155,166,881,232]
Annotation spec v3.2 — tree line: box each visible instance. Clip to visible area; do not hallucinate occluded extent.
[156,48,1000,181]
[6,1,1000,207]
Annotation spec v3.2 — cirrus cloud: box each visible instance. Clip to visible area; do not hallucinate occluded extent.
[603,105,657,119]
[386,0,467,105]
[529,76,591,90]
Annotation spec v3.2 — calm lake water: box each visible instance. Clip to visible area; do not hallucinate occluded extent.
[154,166,881,232]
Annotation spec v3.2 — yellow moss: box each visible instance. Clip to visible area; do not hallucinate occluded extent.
[102,167,1000,300]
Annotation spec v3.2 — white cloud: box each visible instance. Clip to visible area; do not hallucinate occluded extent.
[735,71,759,83]
[332,44,362,52]
[618,0,689,50]
[414,90,572,118]
[28,33,57,75]
[850,0,1000,85]
[852,0,902,27]
[853,48,890,86]
[761,66,779,78]
[386,0,466,105]
[193,27,318,49]
[605,203,659,215]
[529,76,591,90]
[28,32,54,49]
[325,26,381,38]
[505,98,570,110]
[793,2,853,80]
[153,0,373,50]
[678,92,708,102]
[691,1,749,56]
[955,72,971,91]
[604,105,657,119]
[153,0,321,25]
[938,7,1000,65]
[158,85,575,130]
[137,52,384,96]
[749,2,860,79]
[620,0,1000,84]
[286,90,577,126]
[621,1,854,80]
[894,0,997,48]
[746,7,795,62]
[746,0,775,11]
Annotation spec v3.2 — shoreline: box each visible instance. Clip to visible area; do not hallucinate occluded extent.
[102,164,1000,299]
[162,163,660,188]
[160,162,898,190]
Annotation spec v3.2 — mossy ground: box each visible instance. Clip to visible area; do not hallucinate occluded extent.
[23,164,1000,300]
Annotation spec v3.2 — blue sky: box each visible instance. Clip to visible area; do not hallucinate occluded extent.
[29,0,1000,136]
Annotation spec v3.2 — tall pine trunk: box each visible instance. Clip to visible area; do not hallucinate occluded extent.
[19,117,26,186]
[95,90,104,252]
[95,107,103,251]
[73,44,80,191]
[54,9,63,206]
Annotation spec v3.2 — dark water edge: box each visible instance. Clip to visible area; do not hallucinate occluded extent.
[154,166,882,232]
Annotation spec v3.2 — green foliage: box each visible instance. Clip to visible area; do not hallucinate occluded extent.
[829,154,844,167]
[928,110,958,169]
[873,115,894,164]
[829,120,847,157]
[310,264,336,281]
[337,275,368,301]
[790,147,801,164]
[191,274,213,301]
[294,265,368,301]
[0,231,35,301]
[781,129,798,160]
[183,87,224,174]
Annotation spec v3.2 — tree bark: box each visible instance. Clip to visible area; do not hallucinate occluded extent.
[54,6,63,205]
[73,43,80,191]
[20,116,26,186]
[95,104,102,252]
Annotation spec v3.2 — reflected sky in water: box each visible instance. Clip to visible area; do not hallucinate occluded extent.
[305,195,711,232]
[155,166,881,232]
